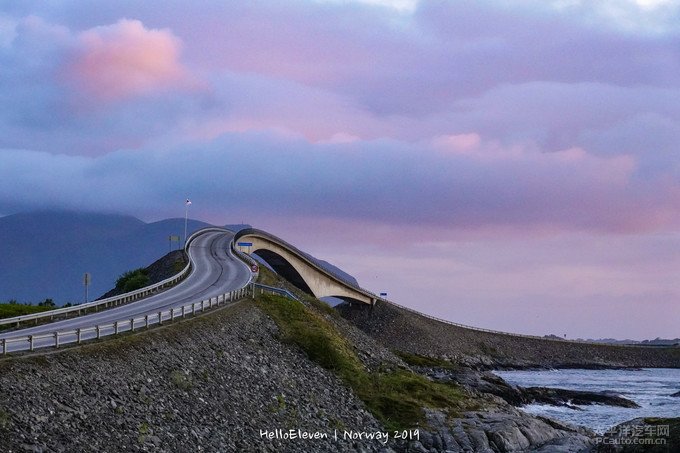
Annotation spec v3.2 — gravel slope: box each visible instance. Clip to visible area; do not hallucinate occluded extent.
[0,301,389,453]
[338,301,680,369]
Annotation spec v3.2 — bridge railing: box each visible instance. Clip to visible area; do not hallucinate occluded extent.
[379,298,656,348]
[252,283,299,301]
[1,284,255,355]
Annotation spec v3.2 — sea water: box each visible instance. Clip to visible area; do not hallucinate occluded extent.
[494,368,680,433]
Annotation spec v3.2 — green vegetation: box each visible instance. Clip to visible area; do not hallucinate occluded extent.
[116,268,150,293]
[138,422,150,435]
[169,370,193,391]
[0,408,10,430]
[395,351,459,370]
[137,421,150,444]
[269,394,287,413]
[477,342,501,357]
[256,264,338,318]
[0,299,56,320]
[172,253,188,273]
[255,294,468,430]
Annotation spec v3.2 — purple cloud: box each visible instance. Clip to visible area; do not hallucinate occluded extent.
[2,1,680,337]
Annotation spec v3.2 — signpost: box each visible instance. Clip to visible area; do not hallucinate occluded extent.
[84,273,91,303]
[237,242,253,253]
[168,235,180,252]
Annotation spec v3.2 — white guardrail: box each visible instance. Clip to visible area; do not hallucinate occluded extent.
[252,283,300,301]
[0,227,241,328]
[0,228,258,355]
[1,285,254,355]
[381,299,657,348]
[0,229,213,328]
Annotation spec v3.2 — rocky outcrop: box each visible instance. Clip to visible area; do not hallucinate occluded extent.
[520,388,639,409]
[338,301,680,369]
[423,368,639,410]
[413,409,595,453]
[595,417,680,452]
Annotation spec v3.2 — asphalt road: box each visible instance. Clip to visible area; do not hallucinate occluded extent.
[1,230,251,352]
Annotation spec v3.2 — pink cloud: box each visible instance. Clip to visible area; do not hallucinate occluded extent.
[431,133,482,153]
[68,19,193,101]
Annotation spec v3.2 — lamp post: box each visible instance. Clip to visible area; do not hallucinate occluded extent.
[184,198,192,248]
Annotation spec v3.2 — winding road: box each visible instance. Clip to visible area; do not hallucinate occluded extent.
[0,229,251,353]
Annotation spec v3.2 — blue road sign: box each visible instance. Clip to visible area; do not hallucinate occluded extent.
[380,292,388,297]
[237,242,253,247]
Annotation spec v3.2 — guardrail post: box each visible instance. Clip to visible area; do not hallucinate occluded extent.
[54,332,59,348]
[1,339,5,355]
[200,300,205,312]
[144,315,149,328]
[182,306,186,318]
[171,308,176,321]
[77,328,82,344]
[158,311,163,325]
[96,325,101,339]
[130,318,135,332]
[192,303,196,316]
[29,335,34,351]
[114,321,119,334]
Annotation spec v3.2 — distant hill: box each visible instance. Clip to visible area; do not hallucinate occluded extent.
[579,337,680,346]
[0,210,248,305]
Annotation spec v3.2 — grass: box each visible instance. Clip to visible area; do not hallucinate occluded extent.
[395,351,459,370]
[270,394,287,413]
[0,408,10,430]
[169,370,193,391]
[477,342,501,357]
[0,302,54,320]
[116,268,150,293]
[255,293,468,430]
[256,265,339,318]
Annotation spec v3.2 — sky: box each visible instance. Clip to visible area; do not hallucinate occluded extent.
[1,0,679,339]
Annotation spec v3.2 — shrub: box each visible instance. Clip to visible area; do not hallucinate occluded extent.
[115,268,150,292]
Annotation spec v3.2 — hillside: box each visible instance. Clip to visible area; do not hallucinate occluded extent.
[338,301,680,369]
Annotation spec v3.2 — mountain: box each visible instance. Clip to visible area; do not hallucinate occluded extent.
[0,210,247,305]
[580,337,680,346]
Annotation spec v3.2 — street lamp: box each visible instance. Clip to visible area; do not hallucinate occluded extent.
[184,198,192,248]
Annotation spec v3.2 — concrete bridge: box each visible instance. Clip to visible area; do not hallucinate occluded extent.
[234,229,379,305]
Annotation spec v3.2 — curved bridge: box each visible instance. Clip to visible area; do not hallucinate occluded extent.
[234,229,379,305]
